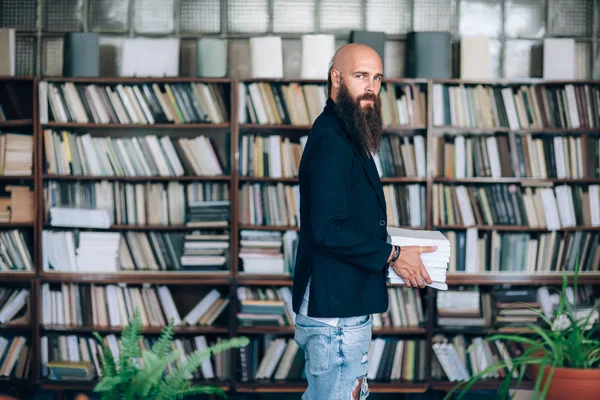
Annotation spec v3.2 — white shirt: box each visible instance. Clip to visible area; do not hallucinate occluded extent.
[299,276,339,327]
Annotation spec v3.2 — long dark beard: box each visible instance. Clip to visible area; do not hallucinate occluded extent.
[332,81,383,156]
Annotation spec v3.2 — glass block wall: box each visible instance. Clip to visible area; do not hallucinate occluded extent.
[0,0,597,78]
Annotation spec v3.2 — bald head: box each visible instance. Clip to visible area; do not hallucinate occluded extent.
[327,44,383,105]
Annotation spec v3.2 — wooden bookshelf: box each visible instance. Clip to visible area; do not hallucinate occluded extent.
[0,76,597,397]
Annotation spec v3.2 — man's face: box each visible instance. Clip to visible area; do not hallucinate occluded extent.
[336,54,383,109]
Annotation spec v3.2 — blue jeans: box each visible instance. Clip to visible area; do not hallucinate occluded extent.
[294,313,373,400]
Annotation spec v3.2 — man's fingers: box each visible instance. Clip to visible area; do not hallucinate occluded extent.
[420,265,432,284]
[420,245,437,253]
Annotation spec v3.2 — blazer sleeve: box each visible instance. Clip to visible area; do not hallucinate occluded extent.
[307,128,392,273]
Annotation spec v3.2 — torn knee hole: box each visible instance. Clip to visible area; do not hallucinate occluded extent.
[350,377,369,400]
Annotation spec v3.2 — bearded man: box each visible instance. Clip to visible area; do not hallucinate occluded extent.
[291,44,436,400]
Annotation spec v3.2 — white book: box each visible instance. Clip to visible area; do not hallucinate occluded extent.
[300,34,335,79]
[249,37,283,78]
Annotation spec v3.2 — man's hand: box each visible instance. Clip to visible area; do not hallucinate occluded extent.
[391,246,437,288]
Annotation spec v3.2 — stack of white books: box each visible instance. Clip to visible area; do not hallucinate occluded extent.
[387,227,451,290]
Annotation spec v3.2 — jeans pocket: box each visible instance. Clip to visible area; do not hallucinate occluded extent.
[340,314,372,331]
[294,324,331,376]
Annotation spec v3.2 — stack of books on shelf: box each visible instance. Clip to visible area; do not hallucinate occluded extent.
[387,227,451,290]
[236,286,294,327]
[0,336,30,379]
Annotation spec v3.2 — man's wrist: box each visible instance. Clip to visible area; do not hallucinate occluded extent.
[388,245,400,264]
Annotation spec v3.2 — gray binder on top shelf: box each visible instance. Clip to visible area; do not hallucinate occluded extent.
[63,33,100,77]
[197,38,228,78]
[405,32,452,79]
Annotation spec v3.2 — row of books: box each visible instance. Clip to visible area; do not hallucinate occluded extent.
[45,181,230,228]
[432,83,600,129]
[41,284,229,328]
[432,335,522,382]
[0,336,30,378]
[444,229,600,273]
[240,337,427,382]
[42,230,230,273]
[239,183,300,227]
[41,82,229,125]
[0,288,28,324]
[383,184,426,228]
[238,134,307,178]
[379,83,427,127]
[0,133,33,176]
[375,134,427,178]
[41,334,229,381]
[44,130,225,177]
[433,184,600,229]
[0,230,34,271]
[235,285,426,329]
[239,82,325,126]
[434,287,593,329]
[436,134,600,179]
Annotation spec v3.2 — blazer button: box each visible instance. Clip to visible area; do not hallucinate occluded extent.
[379,220,385,226]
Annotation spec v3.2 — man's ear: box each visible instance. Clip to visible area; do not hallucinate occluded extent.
[331,68,341,88]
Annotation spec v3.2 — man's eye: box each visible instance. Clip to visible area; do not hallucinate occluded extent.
[374,76,382,81]
[356,74,363,79]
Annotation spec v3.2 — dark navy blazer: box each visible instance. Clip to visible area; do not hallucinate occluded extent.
[291,98,393,318]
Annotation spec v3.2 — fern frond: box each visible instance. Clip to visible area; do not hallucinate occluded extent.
[157,337,249,399]
[120,309,143,363]
[94,332,117,377]
[152,318,175,359]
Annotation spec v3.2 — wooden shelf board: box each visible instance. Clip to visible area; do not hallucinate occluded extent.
[39,379,230,391]
[0,76,35,82]
[44,174,231,182]
[40,271,231,285]
[0,223,34,228]
[431,380,534,392]
[236,326,426,335]
[43,224,219,231]
[239,176,298,183]
[240,124,311,130]
[0,272,35,282]
[41,325,229,335]
[43,122,230,129]
[0,377,30,386]
[436,225,600,232]
[238,326,295,335]
[42,76,232,84]
[445,273,600,285]
[434,177,600,184]
[433,126,597,134]
[234,381,428,393]
[431,78,597,85]
[0,175,34,180]
[239,124,427,132]
[0,119,33,127]
[237,274,293,285]
[372,327,427,335]
[0,323,33,331]
[239,225,300,231]
[381,177,427,183]
[384,125,427,132]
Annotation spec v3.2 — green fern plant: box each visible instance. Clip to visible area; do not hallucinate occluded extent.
[92,309,249,400]
[444,253,600,400]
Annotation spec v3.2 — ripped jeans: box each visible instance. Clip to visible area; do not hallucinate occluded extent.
[294,313,372,400]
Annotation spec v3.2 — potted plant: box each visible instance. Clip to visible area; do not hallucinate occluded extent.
[92,309,249,399]
[444,261,600,400]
